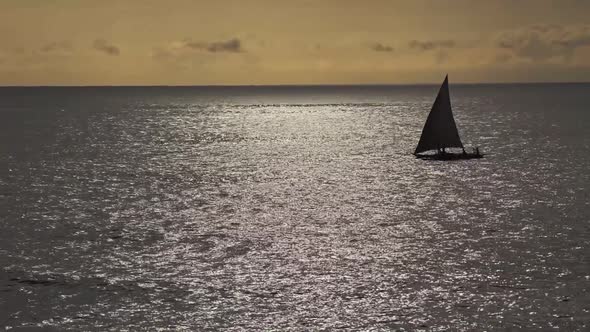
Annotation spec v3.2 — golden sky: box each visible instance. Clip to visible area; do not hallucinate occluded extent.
[1,0,590,85]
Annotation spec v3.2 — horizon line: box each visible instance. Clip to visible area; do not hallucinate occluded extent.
[1,81,589,88]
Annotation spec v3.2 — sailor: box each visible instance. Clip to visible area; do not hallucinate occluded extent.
[462,148,467,155]
[475,147,480,156]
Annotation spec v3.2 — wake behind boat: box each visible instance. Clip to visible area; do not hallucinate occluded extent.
[414,75,483,160]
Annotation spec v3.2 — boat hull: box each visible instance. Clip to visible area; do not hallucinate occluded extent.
[414,152,483,161]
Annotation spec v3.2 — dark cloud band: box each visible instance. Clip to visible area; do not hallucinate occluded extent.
[93,39,120,56]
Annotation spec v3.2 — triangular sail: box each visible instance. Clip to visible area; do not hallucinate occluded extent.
[414,75,464,154]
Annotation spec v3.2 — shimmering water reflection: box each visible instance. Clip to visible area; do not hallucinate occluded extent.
[1,85,589,330]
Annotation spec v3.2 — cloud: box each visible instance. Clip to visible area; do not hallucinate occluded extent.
[93,39,120,56]
[208,38,242,53]
[371,43,394,52]
[151,37,245,65]
[409,40,456,51]
[40,41,73,54]
[150,37,250,71]
[496,24,590,61]
[183,38,243,53]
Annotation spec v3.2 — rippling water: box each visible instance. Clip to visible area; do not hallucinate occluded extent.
[1,84,589,331]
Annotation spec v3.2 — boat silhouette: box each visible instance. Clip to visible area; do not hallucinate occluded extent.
[414,75,483,160]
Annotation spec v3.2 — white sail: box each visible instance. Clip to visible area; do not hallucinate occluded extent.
[414,75,464,154]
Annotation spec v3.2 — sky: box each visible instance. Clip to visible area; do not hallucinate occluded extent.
[1,0,590,85]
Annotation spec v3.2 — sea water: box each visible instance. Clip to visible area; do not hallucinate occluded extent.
[1,84,589,330]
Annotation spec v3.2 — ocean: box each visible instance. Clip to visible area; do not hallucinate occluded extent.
[1,84,589,331]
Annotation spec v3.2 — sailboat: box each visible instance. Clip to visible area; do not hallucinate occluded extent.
[414,75,483,160]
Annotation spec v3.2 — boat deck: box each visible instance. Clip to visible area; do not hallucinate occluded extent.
[415,152,484,161]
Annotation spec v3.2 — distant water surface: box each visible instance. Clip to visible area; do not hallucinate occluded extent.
[1,84,589,330]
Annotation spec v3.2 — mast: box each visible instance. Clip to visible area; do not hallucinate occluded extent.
[414,75,464,154]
